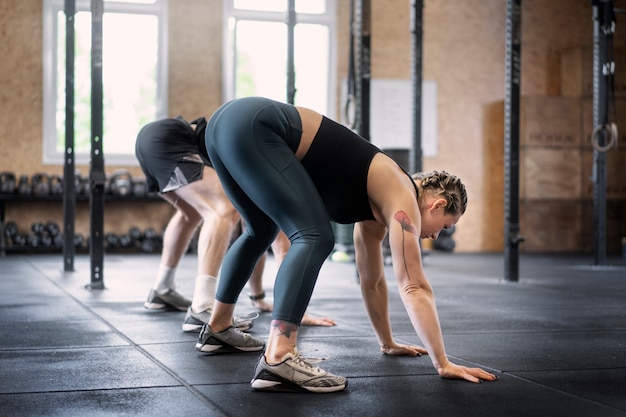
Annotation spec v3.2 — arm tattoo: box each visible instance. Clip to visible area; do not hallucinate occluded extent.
[394,210,418,279]
[272,320,298,338]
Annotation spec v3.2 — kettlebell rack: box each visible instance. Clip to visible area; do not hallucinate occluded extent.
[0,190,165,257]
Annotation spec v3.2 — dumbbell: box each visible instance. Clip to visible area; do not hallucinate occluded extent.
[31,222,53,249]
[105,233,119,251]
[42,221,63,250]
[74,234,85,250]
[140,227,160,253]
[52,234,64,250]
[129,227,142,242]
[39,234,53,249]
[4,221,18,241]
[31,222,46,237]
[12,233,27,248]
[119,227,143,251]
[118,233,135,249]
[27,234,39,249]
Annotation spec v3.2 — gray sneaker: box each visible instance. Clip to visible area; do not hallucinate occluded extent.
[250,350,347,393]
[195,324,265,354]
[182,307,258,333]
[144,289,191,311]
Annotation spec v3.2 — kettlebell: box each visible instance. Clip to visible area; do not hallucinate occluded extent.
[49,175,63,195]
[0,171,16,194]
[18,175,31,195]
[32,173,51,196]
[109,170,133,196]
[132,179,147,197]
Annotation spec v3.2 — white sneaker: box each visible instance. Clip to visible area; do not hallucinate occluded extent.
[251,350,347,393]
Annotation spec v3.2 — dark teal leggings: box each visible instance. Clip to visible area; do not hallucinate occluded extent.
[205,97,335,326]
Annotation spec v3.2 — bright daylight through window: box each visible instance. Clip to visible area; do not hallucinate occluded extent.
[43,0,166,165]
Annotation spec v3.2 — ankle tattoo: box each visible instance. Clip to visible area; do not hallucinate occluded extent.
[272,320,298,338]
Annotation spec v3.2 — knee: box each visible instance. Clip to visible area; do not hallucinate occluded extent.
[203,206,240,228]
[246,222,280,250]
[175,207,202,228]
[291,223,335,259]
[318,224,335,256]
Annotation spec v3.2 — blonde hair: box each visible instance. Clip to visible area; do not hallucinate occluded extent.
[411,170,467,215]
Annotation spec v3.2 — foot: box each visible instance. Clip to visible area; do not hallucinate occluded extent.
[195,324,265,354]
[301,313,336,327]
[144,289,191,311]
[182,307,259,333]
[249,291,273,312]
[251,350,347,393]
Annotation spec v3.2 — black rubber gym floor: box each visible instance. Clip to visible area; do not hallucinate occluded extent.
[1,251,625,417]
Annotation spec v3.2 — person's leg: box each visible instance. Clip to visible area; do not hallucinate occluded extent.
[144,193,201,311]
[248,230,336,326]
[207,101,334,351]
[159,193,203,271]
[171,166,259,332]
[247,252,273,312]
[173,167,239,308]
[204,98,345,392]
[247,228,290,312]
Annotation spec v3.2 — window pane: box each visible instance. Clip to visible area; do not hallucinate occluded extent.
[294,23,329,113]
[234,21,329,114]
[105,0,156,3]
[233,0,325,14]
[55,11,158,156]
[235,20,287,101]
[102,12,158,154]
[296,0,325,14]
[234,0,286,12]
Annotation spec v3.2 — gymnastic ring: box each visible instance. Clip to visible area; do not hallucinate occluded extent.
[591,123,618,152]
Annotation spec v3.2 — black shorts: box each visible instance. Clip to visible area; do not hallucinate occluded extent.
[135,117,210,193]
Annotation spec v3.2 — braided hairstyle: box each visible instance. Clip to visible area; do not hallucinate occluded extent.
[411,171,467,215]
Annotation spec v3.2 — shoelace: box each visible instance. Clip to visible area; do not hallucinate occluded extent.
[292,353,328,372]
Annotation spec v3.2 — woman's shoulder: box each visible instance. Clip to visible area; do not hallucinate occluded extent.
[368,154,419,214]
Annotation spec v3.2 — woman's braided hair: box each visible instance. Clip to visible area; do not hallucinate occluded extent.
[411,170,467,215]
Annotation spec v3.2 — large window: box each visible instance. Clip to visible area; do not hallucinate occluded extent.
[224,0,336,115]
[43,0,167,165]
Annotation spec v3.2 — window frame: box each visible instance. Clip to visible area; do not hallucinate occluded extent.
[42,0,168,166]
[222,0,337,117]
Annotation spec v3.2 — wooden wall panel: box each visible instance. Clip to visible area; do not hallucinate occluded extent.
[521,147,582,199]
[520,96,582,147]
[520,200,583,252]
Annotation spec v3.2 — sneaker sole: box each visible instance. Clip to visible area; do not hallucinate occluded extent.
[194,341,264,353]
[183,322,253,333]
[251,377,347,393]
[182,323,203,332]
[144,301,188,312]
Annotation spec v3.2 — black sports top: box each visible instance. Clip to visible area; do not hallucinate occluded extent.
[301,116,380,224]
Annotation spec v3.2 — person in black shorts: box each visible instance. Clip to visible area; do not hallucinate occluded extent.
[135,116,334,332]
[199,97,498,393]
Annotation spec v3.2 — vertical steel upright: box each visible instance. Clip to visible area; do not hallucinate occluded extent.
[286,0,296,104]
[355,0,371,141]
[504,0,522,282]
[88,0,105,289]
[410,0,424,174]
[63,0,76,272]
[591,0,615,266]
